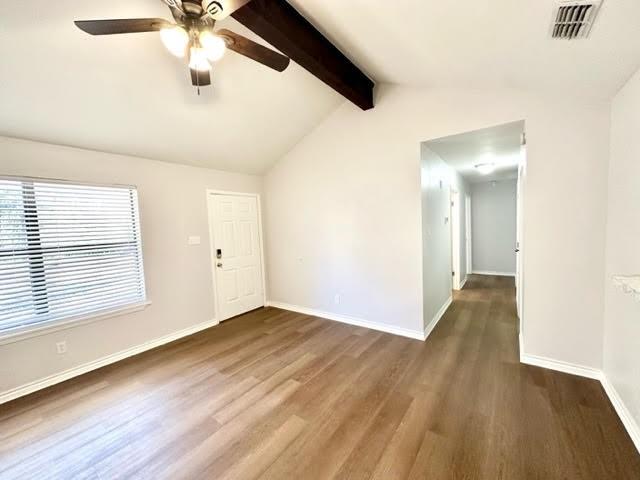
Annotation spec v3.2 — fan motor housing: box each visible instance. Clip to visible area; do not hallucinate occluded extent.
[182,0,205,15]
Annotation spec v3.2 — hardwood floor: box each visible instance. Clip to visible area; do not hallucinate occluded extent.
[1,275,639,479]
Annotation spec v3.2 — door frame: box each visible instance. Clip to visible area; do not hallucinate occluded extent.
[516,144,526,333]
[205,189,267,323]
[450,189,461,290]
[465,194,472,278]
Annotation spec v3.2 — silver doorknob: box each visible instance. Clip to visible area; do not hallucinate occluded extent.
[217,263,223,268]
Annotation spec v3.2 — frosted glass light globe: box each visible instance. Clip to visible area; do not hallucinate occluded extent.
[200,31,226,61]
[160,26,189,57]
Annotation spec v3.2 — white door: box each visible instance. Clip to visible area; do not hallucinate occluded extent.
[209,194,264,321]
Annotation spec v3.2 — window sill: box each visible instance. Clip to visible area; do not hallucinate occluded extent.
[0,300,152,346]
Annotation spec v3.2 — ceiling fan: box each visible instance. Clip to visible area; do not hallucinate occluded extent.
[74,0,290,92]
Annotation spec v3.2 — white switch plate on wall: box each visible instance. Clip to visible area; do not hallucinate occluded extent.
[188,236,201,245]
[56,341,67,354]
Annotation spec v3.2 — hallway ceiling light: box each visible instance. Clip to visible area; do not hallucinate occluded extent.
[475,163,496,175]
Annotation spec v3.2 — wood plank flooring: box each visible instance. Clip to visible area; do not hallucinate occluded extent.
[1,275,639,479]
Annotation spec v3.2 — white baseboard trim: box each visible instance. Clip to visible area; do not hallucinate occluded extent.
[459,276,468,290]
[519,333,639,454]
[424,296,452,340]
[601,376,640,454]
[472,270,516,277]
[519,332,524,360]
[520,350,602,380]
[266,301,426,341]
[0,318,220,405]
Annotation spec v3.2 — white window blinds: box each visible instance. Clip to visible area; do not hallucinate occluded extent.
[0,177,146,334]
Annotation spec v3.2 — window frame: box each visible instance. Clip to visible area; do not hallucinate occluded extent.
[0,175,150,344]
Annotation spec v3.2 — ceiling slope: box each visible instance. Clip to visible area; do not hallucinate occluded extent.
[287,0,640,100]
[0,0,342,174]
[2,0,639,175]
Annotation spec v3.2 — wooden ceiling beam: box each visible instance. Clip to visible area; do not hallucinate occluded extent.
[232,0,375,110]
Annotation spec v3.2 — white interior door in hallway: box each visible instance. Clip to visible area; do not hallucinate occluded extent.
[209,193,265,321]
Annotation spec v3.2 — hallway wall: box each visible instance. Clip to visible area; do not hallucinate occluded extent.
[471,179,517,275]
[603,67,640,439]
[421,146,469,330]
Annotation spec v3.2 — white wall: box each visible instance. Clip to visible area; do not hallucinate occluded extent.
[421,146,469,327]
[264,85,609,368]
[603,68,640,430]
[0,136,262,396]
[471,179,517,275]
[421,146,452,328]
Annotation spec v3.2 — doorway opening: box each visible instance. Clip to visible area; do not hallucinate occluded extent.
[420,120,526,333]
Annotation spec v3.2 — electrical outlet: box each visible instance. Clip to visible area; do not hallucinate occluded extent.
[56,341,67,355]
[334,294,341,305]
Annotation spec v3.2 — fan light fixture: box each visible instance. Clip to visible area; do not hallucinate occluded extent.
[199,31,226,61]
[74,0,291,92]
[475,163,496,175]
[160,26,189,57]
[189,47,211,72]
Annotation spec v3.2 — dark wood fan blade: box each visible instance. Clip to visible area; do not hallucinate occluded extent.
[202,0,253,21]
[217,29,290,72]
[191,68,212,87]
[74,19,170,36]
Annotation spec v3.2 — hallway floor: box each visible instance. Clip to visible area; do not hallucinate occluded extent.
[1,275,639,479]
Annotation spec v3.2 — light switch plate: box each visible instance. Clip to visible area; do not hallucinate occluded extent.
[56,341,67,355]
[188,236,201,246]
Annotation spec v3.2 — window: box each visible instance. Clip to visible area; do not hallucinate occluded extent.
[0,177,146,335]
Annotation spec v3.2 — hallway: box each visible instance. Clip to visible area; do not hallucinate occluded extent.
[435,275,640,478]
[1,276,639,479]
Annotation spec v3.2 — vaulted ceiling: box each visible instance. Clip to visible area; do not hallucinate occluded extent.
[288,0,640,99]
[0,0,343,175]
[2,1,639,175]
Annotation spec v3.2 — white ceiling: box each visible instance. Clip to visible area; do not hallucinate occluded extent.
[0,0,342,175]
[2,1,639,174]
[288,0,640,100]
[426,121,524,183]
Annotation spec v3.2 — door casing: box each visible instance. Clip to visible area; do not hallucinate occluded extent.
[465,194,472,278]
[516,149,526,333]
[450,189,461,290]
